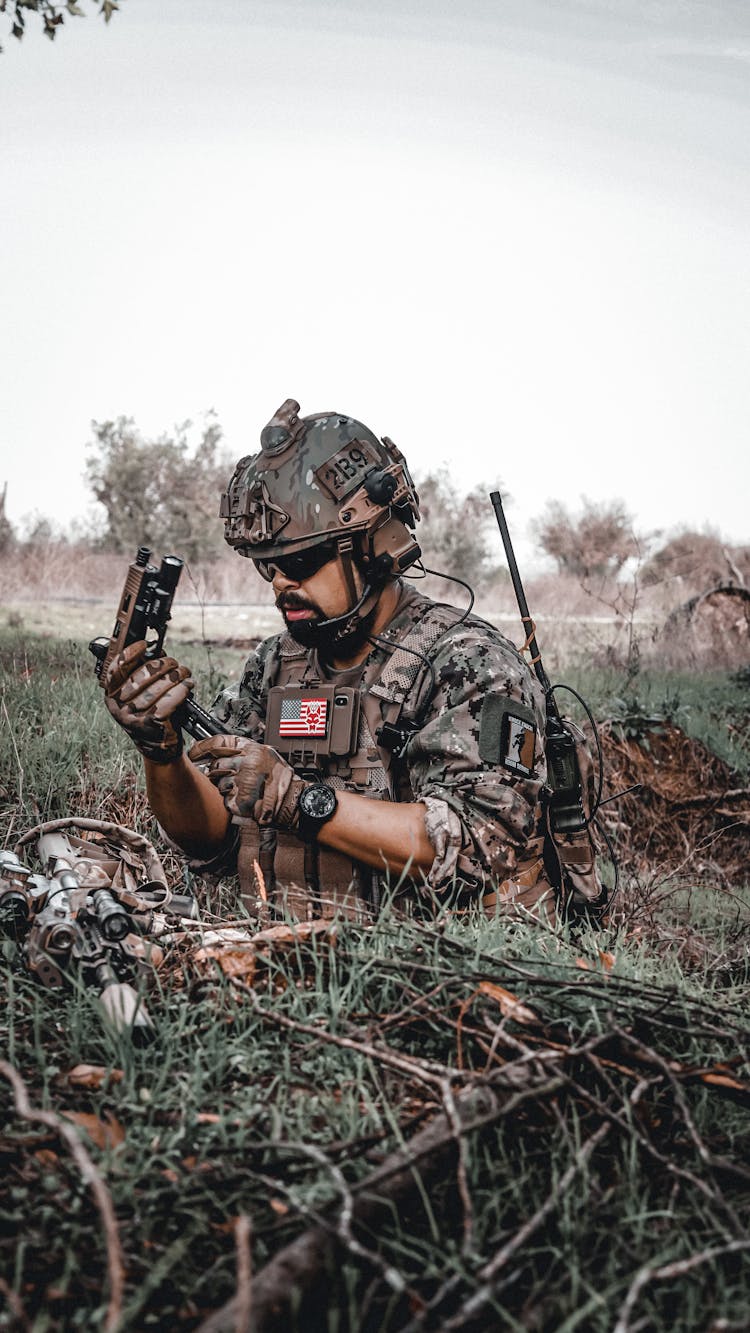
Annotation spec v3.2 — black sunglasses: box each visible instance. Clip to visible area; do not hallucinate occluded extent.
[253,540,339,583]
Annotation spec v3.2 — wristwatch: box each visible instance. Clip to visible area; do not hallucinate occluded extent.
[297,783,338,843]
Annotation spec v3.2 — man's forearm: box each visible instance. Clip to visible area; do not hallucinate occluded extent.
[146,751,435,876]
[144,754,231,858]
[316,790,435,875]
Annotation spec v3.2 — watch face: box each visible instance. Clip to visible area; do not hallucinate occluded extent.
[301,784,337,820]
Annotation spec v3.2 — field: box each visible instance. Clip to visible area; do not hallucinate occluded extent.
[1,611,749,1333]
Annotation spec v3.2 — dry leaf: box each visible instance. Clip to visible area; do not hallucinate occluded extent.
[34,1148,60,1169]
[251,920,335,949]
[196,1112,221,1125]
[701,1071,746,1091]
[193,943,257,982]
[181,1157,212,1173]
[269,1197,289,1216]
[478,980,540,1026]
[125,935,165,969]
[63,1111,125,1150]
[252,857,268,903]
[67,1063,124,1090]
[576,954,615,974]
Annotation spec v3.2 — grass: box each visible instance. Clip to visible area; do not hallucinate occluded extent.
[562,663,750,779]
[1,629,749,1331]
[2,909,750,1330]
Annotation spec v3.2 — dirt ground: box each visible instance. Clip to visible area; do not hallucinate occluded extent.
[1,599,281,646]
[600,719,750,885]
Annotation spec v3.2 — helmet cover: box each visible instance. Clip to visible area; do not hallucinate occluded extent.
[220,399,421,575]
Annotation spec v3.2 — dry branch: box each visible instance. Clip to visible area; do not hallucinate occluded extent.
[0,1060,124,1333]
[196,1065,566,1332]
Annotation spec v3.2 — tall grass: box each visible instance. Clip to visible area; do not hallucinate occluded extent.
[1,630,749,1331]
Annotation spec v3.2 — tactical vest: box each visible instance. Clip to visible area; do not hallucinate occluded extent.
[235,597,561,922]
[237,599,472,918]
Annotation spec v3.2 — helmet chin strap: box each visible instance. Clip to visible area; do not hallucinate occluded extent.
[314,540,383,643]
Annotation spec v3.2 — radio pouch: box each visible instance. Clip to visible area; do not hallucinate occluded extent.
[264,685,360,771]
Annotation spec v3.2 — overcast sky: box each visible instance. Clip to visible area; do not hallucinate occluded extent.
[1,0,748,566]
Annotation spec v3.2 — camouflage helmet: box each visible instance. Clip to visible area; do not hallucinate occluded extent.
[220,399,421,579]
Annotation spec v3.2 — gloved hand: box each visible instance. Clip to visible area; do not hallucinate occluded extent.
[188,736,308,830]
[187,735,256,798]
[104,640,194,764]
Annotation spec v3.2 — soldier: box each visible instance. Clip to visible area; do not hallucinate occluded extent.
[103,399,555,919]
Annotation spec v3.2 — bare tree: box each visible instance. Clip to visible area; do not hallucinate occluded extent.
[415,467,502,590]
[642,529,750,593]
[532,497,638,579]
[2,0,122,51]
[0,482,15,554]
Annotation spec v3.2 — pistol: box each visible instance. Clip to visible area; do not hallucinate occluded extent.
[89,546,227,742]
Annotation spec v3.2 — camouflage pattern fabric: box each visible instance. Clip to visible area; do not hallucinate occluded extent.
[209,583,550,902]
[221,403,419,560]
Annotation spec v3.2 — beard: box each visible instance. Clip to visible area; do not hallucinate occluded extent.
[276,591,380,661]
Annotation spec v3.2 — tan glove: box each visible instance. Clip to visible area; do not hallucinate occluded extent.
[104,640,194,765]
[189,736,307,830]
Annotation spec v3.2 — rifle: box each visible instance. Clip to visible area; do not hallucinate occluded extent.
[490,492,610,915]
[0,820,197,1042]
[89,546,227,742]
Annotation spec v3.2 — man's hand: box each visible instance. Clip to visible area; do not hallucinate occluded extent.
[188,736,308,830]
[105,640,194,764]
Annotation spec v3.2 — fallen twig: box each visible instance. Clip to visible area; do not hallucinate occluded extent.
[198,1065,566,1332]
[0,1059,124,1333]
[613,1239,750,1333]
[233,1215,252,1333]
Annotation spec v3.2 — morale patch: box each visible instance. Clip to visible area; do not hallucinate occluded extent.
[314,440,380,499]
[278,695,328,737]
[479,696,537,776]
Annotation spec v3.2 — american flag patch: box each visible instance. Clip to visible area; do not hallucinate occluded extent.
[278,696,328,737]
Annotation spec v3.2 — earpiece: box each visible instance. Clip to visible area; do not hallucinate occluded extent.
[364,469,398,506]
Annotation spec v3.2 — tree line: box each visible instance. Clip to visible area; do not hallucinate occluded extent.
[1,415,747,595]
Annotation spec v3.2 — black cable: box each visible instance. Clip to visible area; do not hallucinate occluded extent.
[366,564,476,737]
[544,682,620,916]
[419,564,475,629]
[366,630,437,698]
[546,681,605,817]
[593,813,620,913]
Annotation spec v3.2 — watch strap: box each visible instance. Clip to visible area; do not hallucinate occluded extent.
[297,783,338,843]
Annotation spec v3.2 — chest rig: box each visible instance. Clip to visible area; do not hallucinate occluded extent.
[238,599,460,919]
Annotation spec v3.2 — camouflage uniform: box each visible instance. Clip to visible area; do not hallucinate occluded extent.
[205,581,553,915]
[181,399,558,916]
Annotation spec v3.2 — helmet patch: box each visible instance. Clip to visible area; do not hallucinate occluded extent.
[314,440,381,500]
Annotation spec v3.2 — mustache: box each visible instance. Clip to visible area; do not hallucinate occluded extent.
[276,592,321,615]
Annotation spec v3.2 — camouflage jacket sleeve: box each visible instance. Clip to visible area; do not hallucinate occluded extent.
[401,623,548,892]
[209,635,282,739]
